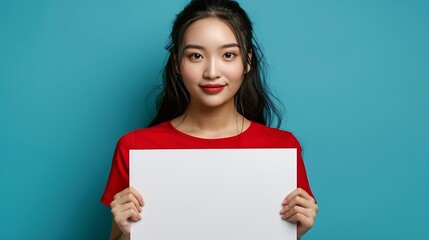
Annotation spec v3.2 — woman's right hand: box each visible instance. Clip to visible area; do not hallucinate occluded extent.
[110,187,144,235]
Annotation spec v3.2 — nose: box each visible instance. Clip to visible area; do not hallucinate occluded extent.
[203,58,221,80]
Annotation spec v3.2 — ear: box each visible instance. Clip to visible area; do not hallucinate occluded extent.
[173,54,180,74]
[245,50,252,73]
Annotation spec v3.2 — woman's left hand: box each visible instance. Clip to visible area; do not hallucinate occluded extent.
[280,188,318,238]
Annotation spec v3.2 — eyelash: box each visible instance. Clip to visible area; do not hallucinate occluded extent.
[190,53,203,60]
[187,52,237,60]
[223,52,236,59]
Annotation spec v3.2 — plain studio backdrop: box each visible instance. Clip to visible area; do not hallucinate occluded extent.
[0,0,428,239]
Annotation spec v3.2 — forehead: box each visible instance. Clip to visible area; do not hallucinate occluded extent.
[183,17,238,47]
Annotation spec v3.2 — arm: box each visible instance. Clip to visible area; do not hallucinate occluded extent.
[110,218,125,240]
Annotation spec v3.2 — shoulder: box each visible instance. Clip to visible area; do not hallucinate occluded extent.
[116,121,172,149]
[248,121,301,148]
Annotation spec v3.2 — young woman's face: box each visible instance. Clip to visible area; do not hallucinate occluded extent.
[180,17,245,110]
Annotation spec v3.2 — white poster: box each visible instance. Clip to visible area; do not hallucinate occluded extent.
[130,149,297,240]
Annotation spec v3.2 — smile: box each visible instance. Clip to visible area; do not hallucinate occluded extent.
[200,84,226,94]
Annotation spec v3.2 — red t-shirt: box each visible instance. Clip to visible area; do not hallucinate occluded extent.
[101,121,314,206]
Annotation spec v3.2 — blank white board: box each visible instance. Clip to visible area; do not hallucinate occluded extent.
[130,149,297,240]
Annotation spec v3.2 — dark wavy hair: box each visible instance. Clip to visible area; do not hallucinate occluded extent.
[149,0,282,127]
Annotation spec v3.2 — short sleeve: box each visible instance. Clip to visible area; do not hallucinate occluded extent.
[289,133,315,200]
[100,134,134,206]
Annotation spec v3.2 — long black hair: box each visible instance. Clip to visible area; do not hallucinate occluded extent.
[149,0,282,127]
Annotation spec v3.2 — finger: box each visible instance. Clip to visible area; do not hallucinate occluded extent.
[111,191,142,212]
[286,195,317,210]
[127,208,142,222]
[282,205,315,220]
[114,187,144,207]
[283,188,314,205]
[111,196,141,213]
[282,188,313,204]
[129,187,145,206]
[113,187,134,200]
[112,202,141,217]
[114,208,142,227]
[112,202,142,221]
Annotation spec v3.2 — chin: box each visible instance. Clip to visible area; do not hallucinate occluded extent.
[195,99,233,109]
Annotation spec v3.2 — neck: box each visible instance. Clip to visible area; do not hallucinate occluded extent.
[171,100,249,138]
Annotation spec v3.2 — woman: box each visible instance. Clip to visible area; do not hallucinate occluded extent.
[101,0,318,239]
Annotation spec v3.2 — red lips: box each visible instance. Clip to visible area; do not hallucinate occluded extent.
[200,84,226,94]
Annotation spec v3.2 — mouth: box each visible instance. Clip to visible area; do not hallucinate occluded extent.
[200,84,226,94]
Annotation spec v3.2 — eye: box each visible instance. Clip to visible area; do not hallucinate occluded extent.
[223,52,236,59]
[190,53,203,60]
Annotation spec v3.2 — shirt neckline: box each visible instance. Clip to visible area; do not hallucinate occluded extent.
[167,120,254,142]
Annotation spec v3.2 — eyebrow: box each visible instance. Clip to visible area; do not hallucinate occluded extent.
[184,43,240,50]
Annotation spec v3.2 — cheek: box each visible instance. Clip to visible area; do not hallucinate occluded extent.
[180,64,199,88]
[224,64,245,82]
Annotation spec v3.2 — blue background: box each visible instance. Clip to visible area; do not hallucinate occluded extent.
[1,0,428,239]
